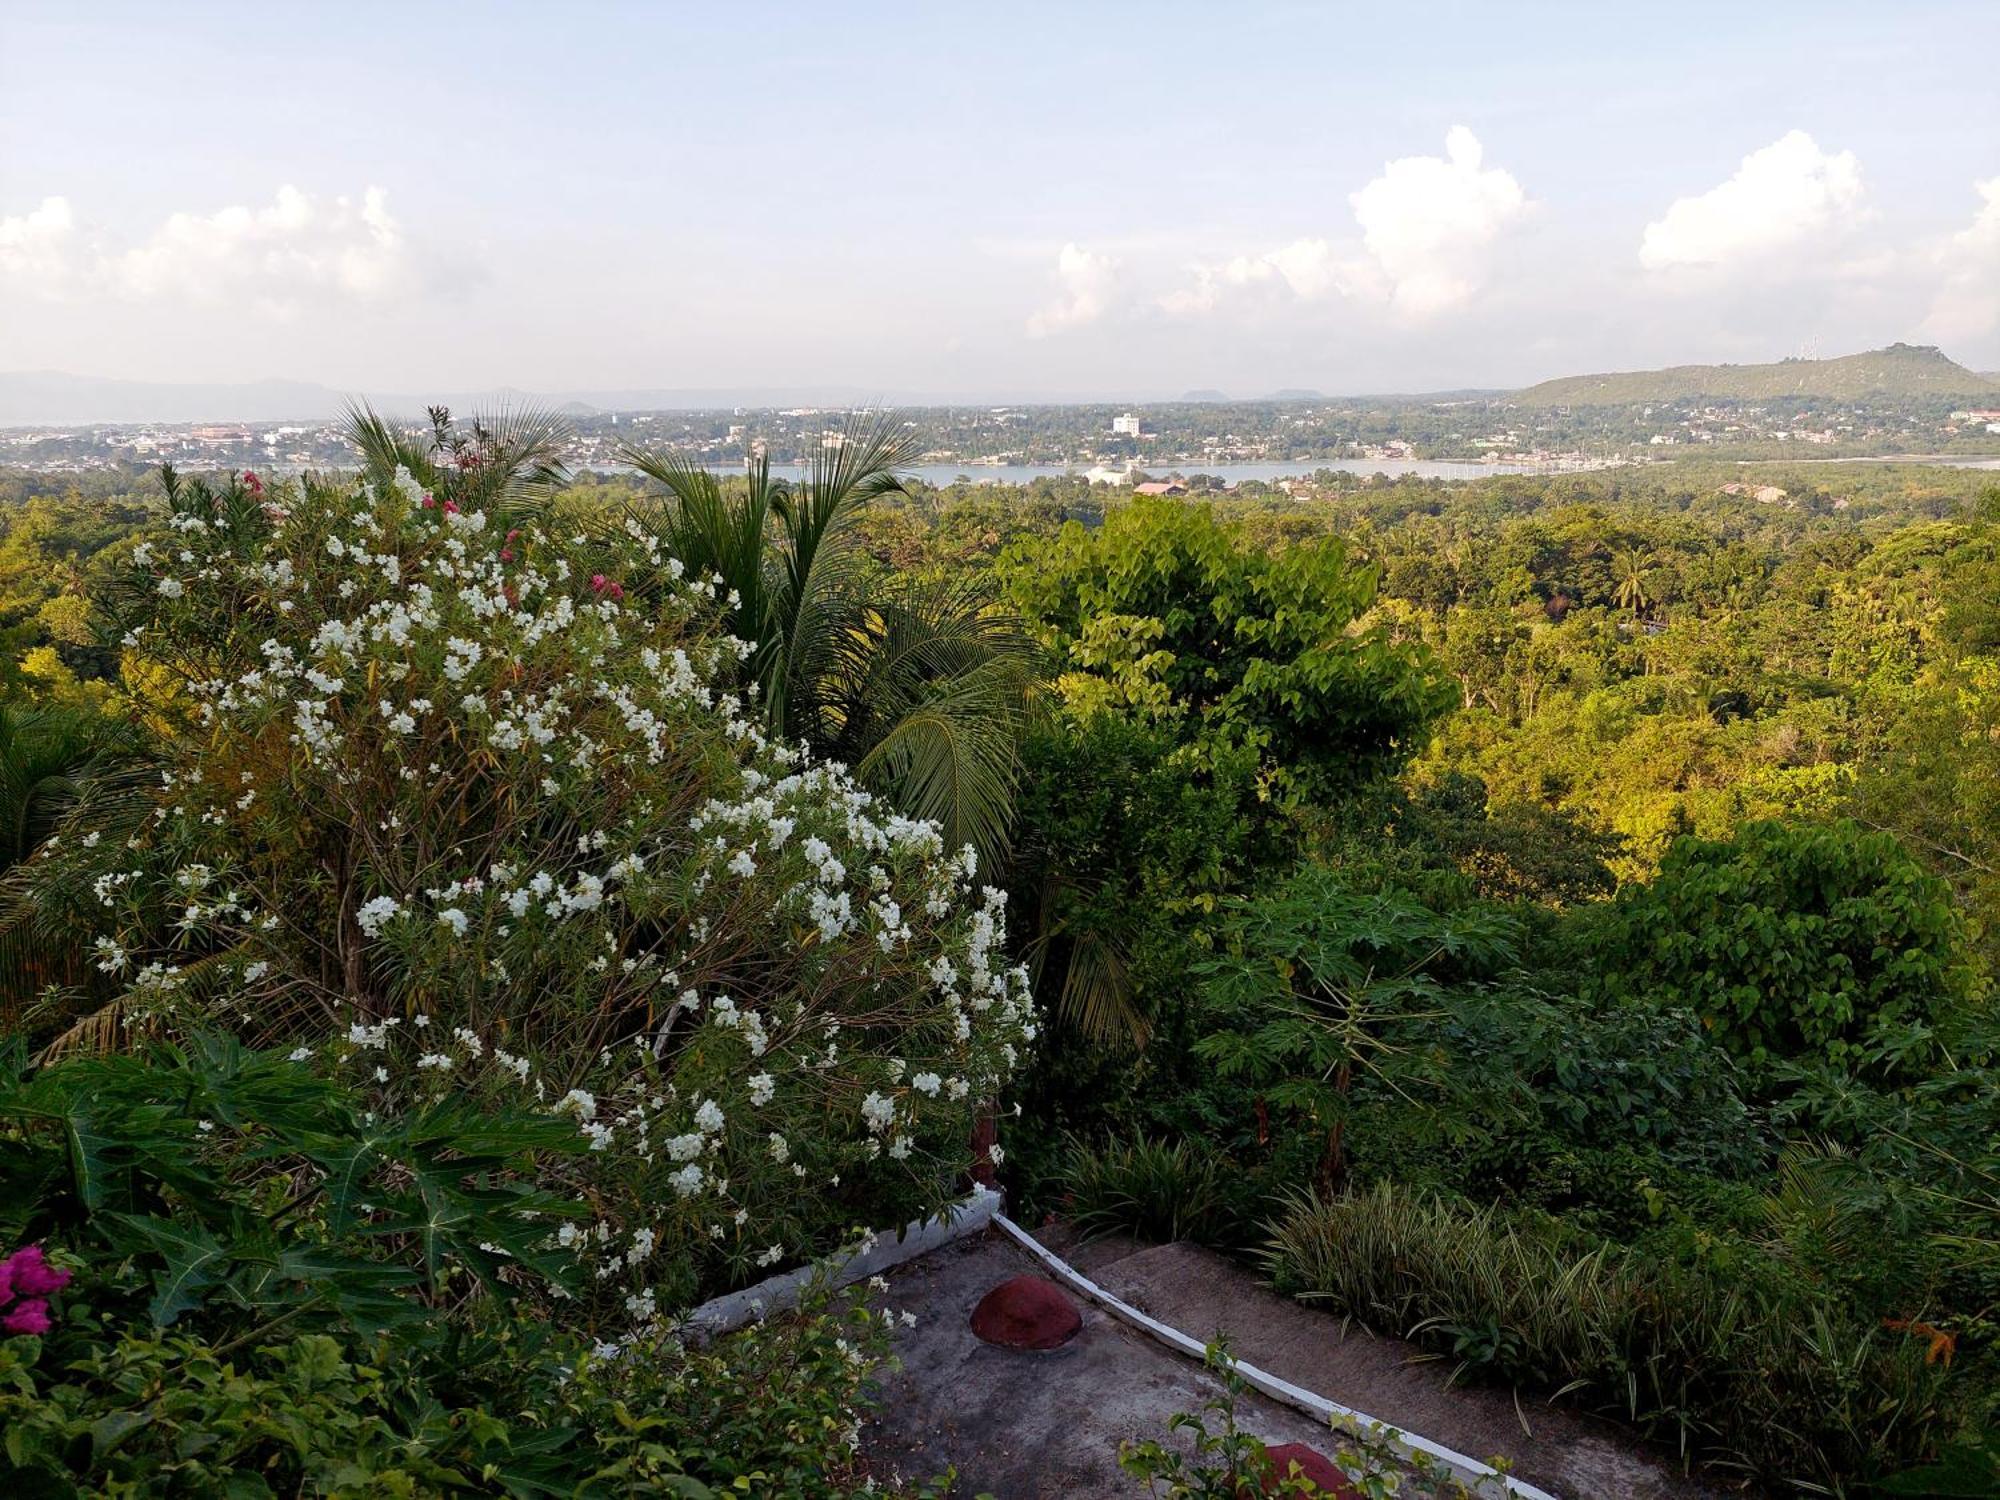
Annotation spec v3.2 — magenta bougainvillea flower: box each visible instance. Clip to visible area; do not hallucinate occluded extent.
[0,1245,71,1337]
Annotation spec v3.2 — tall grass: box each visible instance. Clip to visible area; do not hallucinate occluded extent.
[1262,1183,1957,1493]
[1062,1135,1243,1247]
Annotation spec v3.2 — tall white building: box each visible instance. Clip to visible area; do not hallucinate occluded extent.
[1111,412,1143,436]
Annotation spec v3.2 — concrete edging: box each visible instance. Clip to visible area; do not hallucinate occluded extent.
[992,1212,1563,1500]
[680,1184,1002,1339]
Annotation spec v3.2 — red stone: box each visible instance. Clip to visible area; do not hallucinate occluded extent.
[1259,1443,1361,1498]
[969,1274,1081,1349]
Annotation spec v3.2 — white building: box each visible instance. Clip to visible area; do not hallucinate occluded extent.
[1111,413,1143,437]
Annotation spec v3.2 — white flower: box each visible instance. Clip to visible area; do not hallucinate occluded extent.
[355,895,401,936]
[556,1088,597,1121]
[669,1163,705,1198]
[747,1073,775,1106]
[911,1072,942,1097]
[694,1098,726,1134]
[861,1091,895,1133]
[438,907,469,936]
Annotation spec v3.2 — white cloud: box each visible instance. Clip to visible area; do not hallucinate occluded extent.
[0,197,84,294]
[1922,176,2000,342]
[0,185,410,315]
[1349,126,1529,317]
[1026,243,1120,336]
[1159,127,1526,321]
[1639,131,1864,271]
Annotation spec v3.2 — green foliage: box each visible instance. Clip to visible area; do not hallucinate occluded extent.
[1598,818,1970,1074]
[1263,1184,1958,1492]
[1009,713,1263,1047]
[0,1279,910,1498]
[0,1035,585,1344]
[1116,1340,1320,1499]
[1118,1339,1503,1499]
[623,418,1037,868]
[999,497,1453,804]
[1196,865,1520,1190]
[0,1034,929,1497]
[1061,1136,1243,1248]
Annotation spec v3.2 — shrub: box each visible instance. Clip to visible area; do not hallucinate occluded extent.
[21,459,1032,1281]
[1262,1183,1957,1492]
[0,1033,925,1497]
[1596,819,1970,1075]
[0,1277,911,1497]
[998,497,1454,806]
[1062,1135,1242,1247]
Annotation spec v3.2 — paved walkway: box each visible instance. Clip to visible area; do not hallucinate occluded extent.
[1072,1234,1721,1500]
[861,1229,1402,1498]
[861,1224,1729,1500]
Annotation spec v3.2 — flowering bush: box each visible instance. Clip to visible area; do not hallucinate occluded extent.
[0,1244,70,1336]
[0,1034,954,1496]
[26,455,1032,1290]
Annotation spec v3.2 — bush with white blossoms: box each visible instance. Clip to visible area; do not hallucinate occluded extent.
[32,456,1033,1298]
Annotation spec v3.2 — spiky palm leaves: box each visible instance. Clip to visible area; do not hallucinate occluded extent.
[622,417,1036,868]
[344,402,573,524]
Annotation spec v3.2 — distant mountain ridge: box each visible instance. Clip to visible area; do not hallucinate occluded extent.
[6,345,1999,425]
[1514,344,2000,407]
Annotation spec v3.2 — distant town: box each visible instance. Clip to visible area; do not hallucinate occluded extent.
[5,390,1998,480]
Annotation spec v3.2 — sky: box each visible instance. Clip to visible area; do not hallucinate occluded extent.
[3,0,1998,403]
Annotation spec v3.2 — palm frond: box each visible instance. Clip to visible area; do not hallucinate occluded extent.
[854,652,1027,871]
[342,402,441,491]
[1024,911,1149,1048]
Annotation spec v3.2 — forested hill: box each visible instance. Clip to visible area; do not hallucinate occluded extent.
[1514,343,1999,406]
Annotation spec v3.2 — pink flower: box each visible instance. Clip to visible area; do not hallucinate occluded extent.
[4,1246,70,1299]
[499,550,514,563]
[442,499,460,515]
[421,494,436,509]
[2,1298,50,1336]
[590,574,625,601]
[242,471,264,497]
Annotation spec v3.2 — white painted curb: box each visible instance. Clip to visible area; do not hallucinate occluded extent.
[992,1212,1562,1500]
[681,1185,1002,1339]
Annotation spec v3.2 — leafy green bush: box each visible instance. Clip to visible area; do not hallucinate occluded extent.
[1062,1136,1243,1247]
[1195,865,1520,1193]
[1597,818,1970,1074]
[18,457,1031,1284]
[0,1033,930,1497]
[1263,1183,1958,1492]
[0,1280,911,1497]
[998,497,1454,806]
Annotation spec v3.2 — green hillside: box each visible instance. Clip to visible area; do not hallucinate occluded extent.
[1514,343,2000,406]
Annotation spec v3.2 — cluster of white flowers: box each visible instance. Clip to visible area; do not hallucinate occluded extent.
[68,464,1036,1336]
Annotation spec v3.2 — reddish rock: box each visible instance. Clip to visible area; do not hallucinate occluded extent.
[969,1274,1081,1350]
[1259,1443,1361,1498]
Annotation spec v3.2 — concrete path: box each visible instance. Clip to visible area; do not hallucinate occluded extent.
[1078,1236,1724,1500]
[862,1228,1412,1499]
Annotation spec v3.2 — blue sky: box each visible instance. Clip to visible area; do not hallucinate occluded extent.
[3,1,1997,399]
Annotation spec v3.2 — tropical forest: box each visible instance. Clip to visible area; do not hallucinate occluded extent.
[0,401,1995,1496]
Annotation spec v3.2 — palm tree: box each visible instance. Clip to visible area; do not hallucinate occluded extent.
[1613,546,1658,619]
[621,416,1037,868]
[344,402,573,522]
